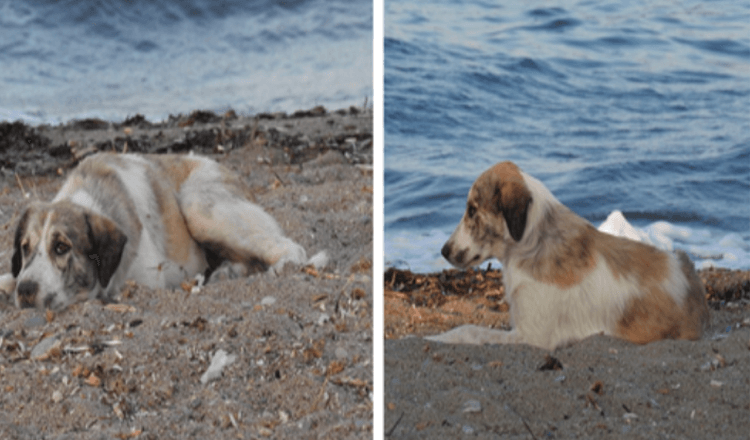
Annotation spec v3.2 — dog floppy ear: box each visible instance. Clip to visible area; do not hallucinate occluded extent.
[12,206,33,278]
[85,212,127,288]
[502,190,531,242]
[491,173,531,242]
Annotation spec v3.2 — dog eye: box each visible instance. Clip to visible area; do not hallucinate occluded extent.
[53,242,70,256]
[467,205,477,218]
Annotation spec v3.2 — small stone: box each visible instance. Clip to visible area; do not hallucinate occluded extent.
[335,347,348,359]
[31,336,60,361]
[462,399,482,413]
[261,296,277,306]
[51,390,63,403]
[317,314,330,326]
[24,315,47,328]
[201,349,237,384]
[710,380,723,388]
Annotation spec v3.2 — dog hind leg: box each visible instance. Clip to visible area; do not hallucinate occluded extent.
[178,161,314,275]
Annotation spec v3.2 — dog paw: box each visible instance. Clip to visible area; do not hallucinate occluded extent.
[307,250,329,269]
[208,262,248,284]
[0,273,15,308]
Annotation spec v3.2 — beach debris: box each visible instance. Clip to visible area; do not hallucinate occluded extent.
[200,349,237,384]
[590,380,604,395]
[700,353,727,371]
[31,336,61,361]
[260,296,277,306]
[85,372,101,387]
[462,399,482,413]
[539,354,563,371]
[105,303,136,313]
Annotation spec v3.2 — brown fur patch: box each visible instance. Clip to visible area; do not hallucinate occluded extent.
[515,208,599,288]
[150,154,200,191]
[616,287,684,344]
[596,231,669,286]
[475,162,531,242]
[145,167,198,266]
[615,250,708,344]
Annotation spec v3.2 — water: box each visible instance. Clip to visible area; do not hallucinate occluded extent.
[0,0,372,124]
[385,0,750,272]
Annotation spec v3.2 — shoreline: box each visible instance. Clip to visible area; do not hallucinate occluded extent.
[384,266,750,339]
[1,105,372,177]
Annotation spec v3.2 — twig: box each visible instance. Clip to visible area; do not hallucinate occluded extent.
[385,411,404,437]
[14,173,26,195]
[505,405,538,440]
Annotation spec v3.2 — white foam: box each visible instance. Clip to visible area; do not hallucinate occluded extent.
[597,212,749,271]
[385,212,750,273]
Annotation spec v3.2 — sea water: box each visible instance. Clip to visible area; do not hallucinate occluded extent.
[385,0,750,272]
[0,0,372,124]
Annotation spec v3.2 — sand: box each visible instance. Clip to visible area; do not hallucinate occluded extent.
[384,267,750,439]
[0,107,373,439]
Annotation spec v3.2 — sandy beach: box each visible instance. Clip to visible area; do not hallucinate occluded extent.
[384,267,750,439]
[0,107,373,439]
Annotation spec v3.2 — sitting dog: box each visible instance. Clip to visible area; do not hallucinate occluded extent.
[3,153,327,310]
[430,161,709,350]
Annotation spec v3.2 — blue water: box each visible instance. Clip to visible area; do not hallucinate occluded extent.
[0,0,372,124]
[385,0,750,272]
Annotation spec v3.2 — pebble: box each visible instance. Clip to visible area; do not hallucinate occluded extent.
[335,347,348,359]
[200,349,237,384]
[317,314,330,326]
[31,336,60,360]
[261,296,277,306]
[462,399,482,413]
[51,390,63,403]
[24,315,47,328]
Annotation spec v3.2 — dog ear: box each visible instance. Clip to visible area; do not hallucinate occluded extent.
[85,213,127,288]
[497,181,531,242]
[12,206,33,277]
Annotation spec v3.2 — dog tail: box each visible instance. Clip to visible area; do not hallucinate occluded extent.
[676,250,710,332]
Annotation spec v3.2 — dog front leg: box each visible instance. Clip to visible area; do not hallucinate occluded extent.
[424,324,522,345]
[0,273,16,306]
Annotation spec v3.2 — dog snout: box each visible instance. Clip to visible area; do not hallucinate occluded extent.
[16,280,38,308]
[441,242,452,260]
[442,241,467,266]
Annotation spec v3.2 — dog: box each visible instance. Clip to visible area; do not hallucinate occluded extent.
[3,153,327,311]
[430,161,709,350]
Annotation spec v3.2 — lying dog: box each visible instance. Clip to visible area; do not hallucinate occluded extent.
[3,153,326,310]
[430,161,709,350]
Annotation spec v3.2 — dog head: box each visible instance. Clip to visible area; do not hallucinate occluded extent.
[441,161,532,268]
[12,201,127,310]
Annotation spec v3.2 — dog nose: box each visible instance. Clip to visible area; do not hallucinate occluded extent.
[441,243,451,260]
[16,280,38,308]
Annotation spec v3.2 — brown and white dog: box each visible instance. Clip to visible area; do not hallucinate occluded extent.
[2,153,326,311]
[430,161,709,350]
